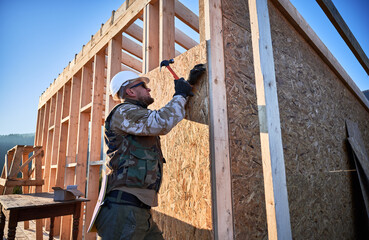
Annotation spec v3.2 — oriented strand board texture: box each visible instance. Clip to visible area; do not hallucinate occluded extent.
[143,42,212,239]
[269,2,369,239]
[222,0,267,239]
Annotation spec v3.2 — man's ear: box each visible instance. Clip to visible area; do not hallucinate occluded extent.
[126,88,136,97]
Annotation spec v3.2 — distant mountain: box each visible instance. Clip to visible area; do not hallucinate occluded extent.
[0,133,35,171]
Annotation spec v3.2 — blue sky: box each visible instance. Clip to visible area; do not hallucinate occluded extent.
[0,0,368,135]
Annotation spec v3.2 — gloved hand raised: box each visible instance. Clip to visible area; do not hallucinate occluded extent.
[174,78,193,98]
[187,64,206,85]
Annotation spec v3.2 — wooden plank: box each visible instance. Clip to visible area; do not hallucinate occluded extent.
[122,48,142,72]
[106,34,122,124]
[43,96,56,192]
[61,81,71,119]
[248,0,292,239]
[49,89,63,190]
[1,179,44,187]
[143,1,160,73]
[205,0,233,239]
[84,50,105,240]
[175,0,199,32]
[41,101,50,168]
[175,27,198,50]
[125,23,144,42]
[160,0,176,61]
[316,0,369,75]
[122,35,143,59]
[270,0,369,111]
[21,151,30,229]
[75,64,93,238]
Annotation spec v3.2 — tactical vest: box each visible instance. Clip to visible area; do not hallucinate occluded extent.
[104,101,165,193]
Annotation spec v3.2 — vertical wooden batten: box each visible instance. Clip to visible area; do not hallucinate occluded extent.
[143,1,160,73]
[248,0,292,239]
[85,50,105,240]
[206,0,234,239]
[159,0,176,61]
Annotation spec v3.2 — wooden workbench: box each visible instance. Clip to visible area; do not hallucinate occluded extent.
[0,193,88,240]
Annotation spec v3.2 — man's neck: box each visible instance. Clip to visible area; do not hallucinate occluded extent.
[124,98,148,108]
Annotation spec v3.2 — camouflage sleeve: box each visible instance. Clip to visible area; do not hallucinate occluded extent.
[111,95,187,136]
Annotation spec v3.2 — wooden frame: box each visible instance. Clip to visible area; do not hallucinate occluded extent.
[32,0,369,239]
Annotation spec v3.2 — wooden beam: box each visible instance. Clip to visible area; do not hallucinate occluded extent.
[143,1,160,73]
[125,23,144,42]
[121,50,142,72]
[248,0,292,239]
[122,35,143,59]
[175,0,199,33]
[0,179,44,187]
[106,34,122,123]
[76,64,93,239]
[205,0,233,239]
[160,0,176,61]
[175,27,198,50]
[85,50,105,240]
[49,89,63,191]
[316,0,369,75]
[43,96,56,192]
[270,0,369,111]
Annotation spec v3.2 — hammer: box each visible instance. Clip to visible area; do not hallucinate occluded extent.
[160,59,179,80]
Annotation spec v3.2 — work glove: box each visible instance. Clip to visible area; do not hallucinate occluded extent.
[187,64,206,85]
[174,78,193,98]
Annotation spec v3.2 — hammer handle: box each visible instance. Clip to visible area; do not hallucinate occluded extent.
[166,65,179,80]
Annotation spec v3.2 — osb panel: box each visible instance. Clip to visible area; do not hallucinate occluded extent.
[269,2,369,239]
[222,1,268,238]
[142,42,212,239]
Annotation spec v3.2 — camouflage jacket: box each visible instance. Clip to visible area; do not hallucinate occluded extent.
[105,96,187,193]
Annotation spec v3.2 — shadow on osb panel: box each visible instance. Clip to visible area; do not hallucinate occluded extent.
[152,210,212,240]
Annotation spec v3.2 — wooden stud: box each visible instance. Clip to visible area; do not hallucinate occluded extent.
[316,0,369,75]
[159,0,176,61]
[49,89,63,191]
[248,0,292,239]
[75,63,93,238]
[143,1,160,73]
[106,34,122,123]
[205,0,234,239]
[43,96,56,192]
[84,50,105,240]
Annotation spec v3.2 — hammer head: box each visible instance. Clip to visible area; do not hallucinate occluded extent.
[160,59,174,70]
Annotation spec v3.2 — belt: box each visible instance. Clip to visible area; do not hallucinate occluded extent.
[106,190,151,209]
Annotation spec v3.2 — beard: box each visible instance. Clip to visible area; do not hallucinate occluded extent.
[138,95,154,107]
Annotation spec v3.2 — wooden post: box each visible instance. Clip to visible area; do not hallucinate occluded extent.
[248,0,292,239]
[60,73,82,240]
[205,0,234,239]
[159,0,176,61]
[143,1,159,73]
[106,34,122,115]
[43,96,56,193]
[34,146,43,239]
[76,62,93,239]
[85,50,105,240]
[22,150,30,229]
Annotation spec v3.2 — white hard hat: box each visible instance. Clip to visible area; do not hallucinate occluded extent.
[109,71,149,97]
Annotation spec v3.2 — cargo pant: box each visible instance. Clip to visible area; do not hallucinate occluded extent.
[95,194,164,240]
